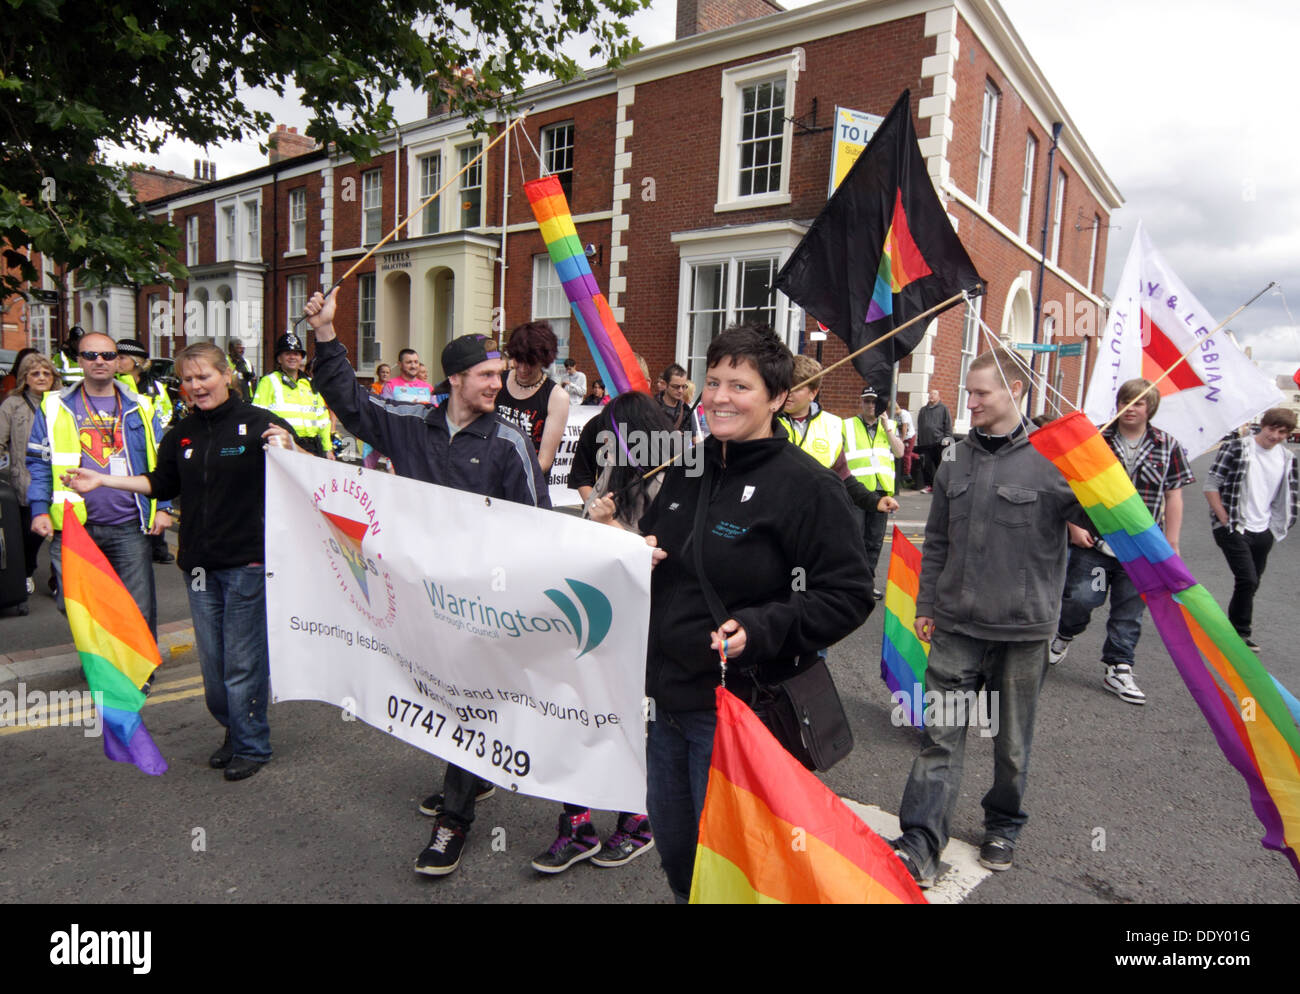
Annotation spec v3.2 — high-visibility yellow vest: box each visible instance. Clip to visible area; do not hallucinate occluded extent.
[116,373,174,427]
[844,416,896,496]
[43,387,159,530]
[782,409,845,470]
[52,350,84,386]
[252,371,330,444]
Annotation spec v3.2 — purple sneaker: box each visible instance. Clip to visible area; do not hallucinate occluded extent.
[591,813,655,868]
[531,814,601,874]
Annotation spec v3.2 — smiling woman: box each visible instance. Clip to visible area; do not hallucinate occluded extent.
[637,322,874,901]
[60,341,305,782]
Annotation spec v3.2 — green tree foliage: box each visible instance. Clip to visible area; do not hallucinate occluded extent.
[0,0,648,296]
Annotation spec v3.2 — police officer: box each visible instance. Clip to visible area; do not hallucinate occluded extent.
[51,325,86,387]
[116,337,176,563]
[845,387,904,598]
[251,331,334,458]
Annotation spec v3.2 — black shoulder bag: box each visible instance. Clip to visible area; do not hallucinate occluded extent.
[690,456,854,772]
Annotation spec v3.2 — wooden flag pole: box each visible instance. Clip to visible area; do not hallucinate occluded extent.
[1101,281,1276,432]
[295,106,534,326]
[788,290,966,394]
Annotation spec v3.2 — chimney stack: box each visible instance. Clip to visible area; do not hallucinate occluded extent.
[676,0,784,40]
[268,124,320,163]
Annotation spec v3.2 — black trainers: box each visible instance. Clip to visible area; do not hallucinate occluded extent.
[1243,637,1261,653]
[979,837,1014,871]
[530,814,601,873]
[415,817,467,877]
[590,813,655,868]
[209,731,234,769]
[891,843,934,888]
[419,783,496,817]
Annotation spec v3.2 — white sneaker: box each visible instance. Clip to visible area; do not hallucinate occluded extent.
[1048,635,1071,665]
[25,577,36,595]
[1103,664,1145,705]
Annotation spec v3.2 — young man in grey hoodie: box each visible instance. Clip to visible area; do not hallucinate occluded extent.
[892,348,1083,886]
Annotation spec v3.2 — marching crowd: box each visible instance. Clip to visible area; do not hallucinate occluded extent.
[1,306,1295,900]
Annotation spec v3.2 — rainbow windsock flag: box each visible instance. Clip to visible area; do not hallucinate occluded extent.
[689,687,928,903]
[524,176,650,397]
[60,503,167,775]
[1030,414,1300,876]
[881,526,929,726]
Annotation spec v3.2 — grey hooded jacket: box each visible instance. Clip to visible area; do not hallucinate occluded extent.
[917,424,1084,641]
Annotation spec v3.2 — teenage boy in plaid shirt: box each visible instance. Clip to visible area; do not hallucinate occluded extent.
[1048,378,1194,704]
[1204,407,1299,653]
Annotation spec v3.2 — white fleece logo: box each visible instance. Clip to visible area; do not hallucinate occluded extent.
[238,423,247,435]
[741,485,755,502]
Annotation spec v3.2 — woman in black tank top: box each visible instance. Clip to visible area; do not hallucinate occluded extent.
[496,321,570,473]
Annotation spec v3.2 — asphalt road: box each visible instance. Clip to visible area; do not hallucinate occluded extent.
[2,451,1298,905]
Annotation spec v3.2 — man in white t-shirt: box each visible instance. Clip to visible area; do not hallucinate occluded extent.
[1204,407,1299,652]
[559,358,587,405]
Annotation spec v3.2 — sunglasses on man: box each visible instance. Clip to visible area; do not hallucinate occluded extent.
[79,350,119,361]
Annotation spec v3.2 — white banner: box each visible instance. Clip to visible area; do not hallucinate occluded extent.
[548,406,601,507]
[1085,222,1282,457]
[265,448,650,813]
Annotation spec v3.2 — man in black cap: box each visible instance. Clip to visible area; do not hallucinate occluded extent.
[252,331,333,458]
[227,339,257,398]
[304,287,548,877]
[52,325,86,387]
[844,387,903,598]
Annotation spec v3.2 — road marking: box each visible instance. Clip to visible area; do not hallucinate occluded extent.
[0,682,206,735]
[841,799,991,903]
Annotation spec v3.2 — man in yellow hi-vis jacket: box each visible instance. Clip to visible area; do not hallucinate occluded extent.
[252,332,333,458]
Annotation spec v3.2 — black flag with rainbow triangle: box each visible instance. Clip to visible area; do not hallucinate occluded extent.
[774,90,983,395]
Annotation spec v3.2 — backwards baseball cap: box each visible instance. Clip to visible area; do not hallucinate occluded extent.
[116,337,149,359]
[442,334,501,376]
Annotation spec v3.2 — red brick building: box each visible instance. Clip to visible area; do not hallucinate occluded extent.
[32,0,1120,429]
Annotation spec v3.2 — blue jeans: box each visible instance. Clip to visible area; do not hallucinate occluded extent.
[1057,545,1144,666]
[646,708,717,902]
[897,628,1049,878]
[52,521,156,638]
[187,565,272,762]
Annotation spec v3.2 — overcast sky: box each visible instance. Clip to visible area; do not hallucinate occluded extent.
[120,0,1298,379]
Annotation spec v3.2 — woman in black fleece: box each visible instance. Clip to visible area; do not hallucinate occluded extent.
[636,325,873,901]
[62,342,301,782]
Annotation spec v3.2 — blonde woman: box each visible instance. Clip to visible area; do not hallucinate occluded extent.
[0,352,59,596]
[63,342,300,781]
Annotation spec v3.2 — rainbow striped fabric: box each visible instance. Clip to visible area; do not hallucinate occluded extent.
[61,503,167,774]
[1031,414,1300,876]
[524,176,650,396]
[865,189,933,322]
[689,687,928,903]
[881,526,929,726]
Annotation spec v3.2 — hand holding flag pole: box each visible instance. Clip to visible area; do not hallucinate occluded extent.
[292,107,535,329]
[1101,281,1276,433]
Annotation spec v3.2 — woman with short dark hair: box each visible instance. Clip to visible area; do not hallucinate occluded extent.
[637,323,873,900]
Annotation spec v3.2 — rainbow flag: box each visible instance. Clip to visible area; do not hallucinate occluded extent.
[60,503,167,775]
[689,686,927,903]
[866,189,933,322]
[524,176,650,396]
[1030,413,1300,876]
[881,526,929,726]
